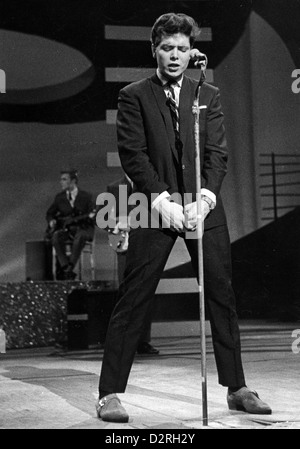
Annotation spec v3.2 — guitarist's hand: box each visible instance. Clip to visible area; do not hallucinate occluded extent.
[112,220,130,234]
[49,219,57,229]
[108,221,130,253]
[64,215,78,228]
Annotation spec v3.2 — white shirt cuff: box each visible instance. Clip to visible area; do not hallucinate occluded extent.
[151,191,170,209]
[152,189,215,208]
[201,188,216,205]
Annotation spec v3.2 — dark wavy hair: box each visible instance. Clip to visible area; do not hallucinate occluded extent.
[151,13,200,48]
[61,169,78,183]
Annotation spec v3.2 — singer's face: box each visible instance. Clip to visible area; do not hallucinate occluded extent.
[152,33,191,81]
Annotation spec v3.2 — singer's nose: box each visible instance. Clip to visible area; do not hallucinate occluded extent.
[170,48,179,59]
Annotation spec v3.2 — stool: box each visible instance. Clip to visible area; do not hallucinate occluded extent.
[78,240,95,281]
[52,240,95,281]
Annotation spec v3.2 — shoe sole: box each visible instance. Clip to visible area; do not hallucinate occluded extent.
[228,404,272,414]
[101,416,129,423]
[96,407,129,423]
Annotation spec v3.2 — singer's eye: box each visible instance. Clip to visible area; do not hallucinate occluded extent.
[161,45,189,53]
[161,45,173,52]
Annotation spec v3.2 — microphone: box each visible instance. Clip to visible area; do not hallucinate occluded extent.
[190,49,208,68]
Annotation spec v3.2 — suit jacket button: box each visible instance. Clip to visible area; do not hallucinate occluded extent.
[182,164,185,170]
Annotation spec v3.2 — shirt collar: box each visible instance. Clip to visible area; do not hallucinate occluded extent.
[67,186,78,198]
[156,69,183,88]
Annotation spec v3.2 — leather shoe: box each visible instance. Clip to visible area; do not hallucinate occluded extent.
[137,342,159,355]
[227,387,272,414]
[96,394,129,423]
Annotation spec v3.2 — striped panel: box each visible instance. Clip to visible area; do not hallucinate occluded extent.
[152,321,211,338]
[156,278,198,294]
[106,109,117,125]
[105,67,213,83]
[107,151,121,167]
[105,25,212,42]
[186,68,213,82]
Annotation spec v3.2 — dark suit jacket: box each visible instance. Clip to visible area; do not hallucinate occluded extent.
[117,74,228,230]
[107,175,133,219]
[46,189,95,232]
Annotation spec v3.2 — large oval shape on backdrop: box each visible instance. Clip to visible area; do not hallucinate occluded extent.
[0,29,95,104]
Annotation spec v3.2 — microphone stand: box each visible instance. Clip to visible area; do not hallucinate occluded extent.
[192,59,208,427]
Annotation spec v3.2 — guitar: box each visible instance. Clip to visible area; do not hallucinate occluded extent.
[108,229,129,254]
[45,212,94,240]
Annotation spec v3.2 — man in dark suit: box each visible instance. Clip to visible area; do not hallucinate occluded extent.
[46,169,95,280]
[106,175,159,356]
[96,13,271,422]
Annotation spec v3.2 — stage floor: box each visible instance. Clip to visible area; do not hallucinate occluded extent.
[0,320,299,430]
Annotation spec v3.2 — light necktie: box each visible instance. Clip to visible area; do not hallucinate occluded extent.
[166,82,180,142]
[68,191,73,207]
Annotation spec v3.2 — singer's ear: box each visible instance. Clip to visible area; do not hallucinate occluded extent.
[151,44,156,58]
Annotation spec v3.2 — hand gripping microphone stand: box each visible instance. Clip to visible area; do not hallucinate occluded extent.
[192,54,208,426]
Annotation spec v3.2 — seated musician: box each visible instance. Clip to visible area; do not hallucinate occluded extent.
[45,169,96,280]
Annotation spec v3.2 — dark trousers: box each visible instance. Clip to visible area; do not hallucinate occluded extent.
[99,225,245,393]
[117,252,151,344]
[52,228,93,268]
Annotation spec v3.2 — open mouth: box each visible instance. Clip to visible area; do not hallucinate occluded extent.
[168,65,180,71]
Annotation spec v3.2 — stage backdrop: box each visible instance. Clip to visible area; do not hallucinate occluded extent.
[0,0,299,283]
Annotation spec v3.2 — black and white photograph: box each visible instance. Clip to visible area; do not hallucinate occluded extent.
[0,0,299,432]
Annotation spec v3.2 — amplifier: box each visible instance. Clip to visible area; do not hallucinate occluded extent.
[67,288,118,350]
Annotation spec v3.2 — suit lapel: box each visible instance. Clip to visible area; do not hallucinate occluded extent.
[149,75,179,163]
[73,190,81,208]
